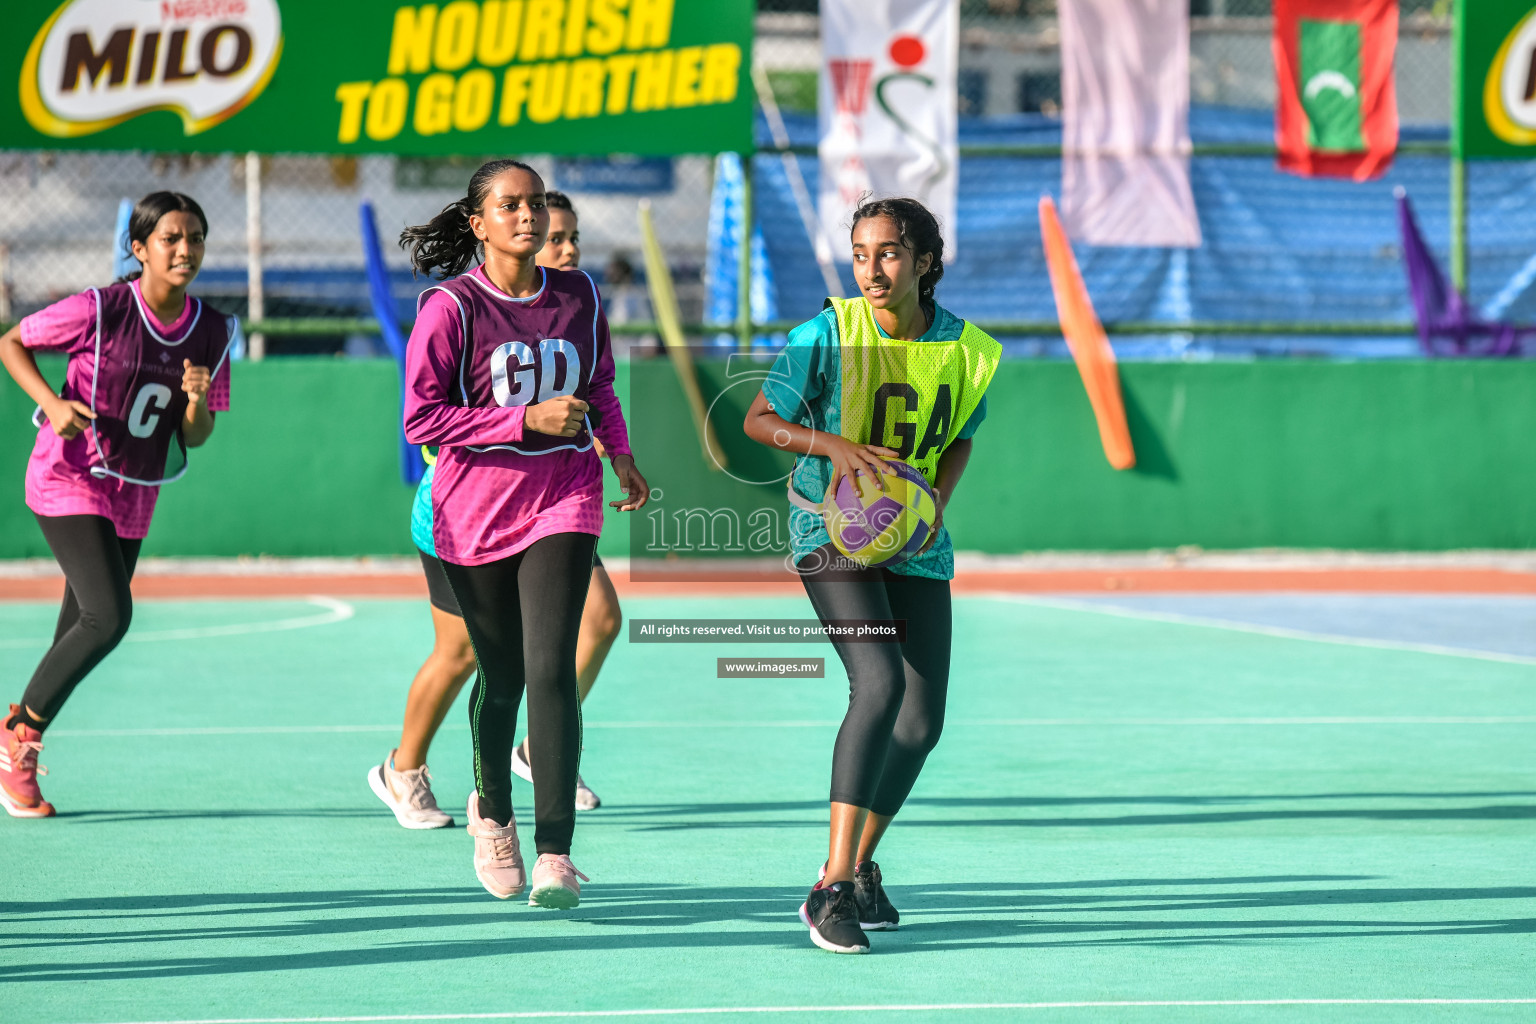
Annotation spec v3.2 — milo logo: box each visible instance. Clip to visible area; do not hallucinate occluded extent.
[20,0,283,138]
[1486,7,1536,146]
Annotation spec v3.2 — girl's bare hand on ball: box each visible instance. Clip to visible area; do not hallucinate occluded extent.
[825,437,897,495]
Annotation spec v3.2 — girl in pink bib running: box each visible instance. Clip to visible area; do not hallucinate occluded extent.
[401,159,647,907]
[371,191,621,831]
[0,191,235,818]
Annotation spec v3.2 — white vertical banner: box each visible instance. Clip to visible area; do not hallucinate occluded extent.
[818,0,959,267]
[1059,0,1202,248]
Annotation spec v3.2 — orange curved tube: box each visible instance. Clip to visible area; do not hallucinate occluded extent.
[1039,195,1136,470]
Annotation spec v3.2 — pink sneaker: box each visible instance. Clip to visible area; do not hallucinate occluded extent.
[528,853,589,909]
[465,792,524,899]
[0,707,54,818]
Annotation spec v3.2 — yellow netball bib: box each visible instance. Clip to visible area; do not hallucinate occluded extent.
[827,296,1002,485]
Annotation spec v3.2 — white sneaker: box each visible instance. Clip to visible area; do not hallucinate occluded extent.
[510,741,535,783]
[466,792,525,899]
[528,852,588,909]
[368,750,453,829]
[513,741,602,811]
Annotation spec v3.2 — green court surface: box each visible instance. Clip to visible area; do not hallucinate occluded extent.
[2,592,1534,1023]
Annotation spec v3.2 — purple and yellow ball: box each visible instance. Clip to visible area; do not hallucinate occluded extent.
[826,460,939,569]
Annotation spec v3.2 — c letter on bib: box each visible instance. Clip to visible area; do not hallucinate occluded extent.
[127,383,174,438]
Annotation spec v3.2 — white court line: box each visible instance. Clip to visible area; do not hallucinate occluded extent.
[988,594,1536,668]
[67,998,1536,1023]
[974,716,1536,726]
[0,596,354,649]
[45,722,830,737]
[542,719,1536,729]
[47,716,1536,738]
[49,724,407,737]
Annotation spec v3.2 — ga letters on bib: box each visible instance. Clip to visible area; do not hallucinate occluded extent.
[827,297,1000,486]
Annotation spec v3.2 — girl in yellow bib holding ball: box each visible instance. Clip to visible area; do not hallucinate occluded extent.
[744,197,1000,954]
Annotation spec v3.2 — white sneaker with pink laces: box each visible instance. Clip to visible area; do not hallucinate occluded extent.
[528,853,589,909]
[465,792,525,899]
[368,750,452,829]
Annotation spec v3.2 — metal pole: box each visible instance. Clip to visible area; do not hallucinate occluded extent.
[245,151,266,360]
[752,62,843,298]
[1451,157,1467,292]
[1449,1,1467,292]
[0,243,11,324]
[736,154,754,353]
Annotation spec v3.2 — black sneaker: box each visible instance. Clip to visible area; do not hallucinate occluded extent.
[853,860,900,931]
[799,881,869,954]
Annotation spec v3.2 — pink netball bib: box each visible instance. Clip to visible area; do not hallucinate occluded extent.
[62,282,236,485]
[418,266,603,457]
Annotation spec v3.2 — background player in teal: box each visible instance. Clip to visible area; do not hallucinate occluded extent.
[370,191,623,829]
[744,197,999,954]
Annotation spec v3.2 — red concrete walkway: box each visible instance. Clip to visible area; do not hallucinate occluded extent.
[4,565,1535,601]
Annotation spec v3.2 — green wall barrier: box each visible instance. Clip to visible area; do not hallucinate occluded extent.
[625,357,1536,557]
[1,357,1533,559]
[1,358,426,558]
[954,361,1536,551]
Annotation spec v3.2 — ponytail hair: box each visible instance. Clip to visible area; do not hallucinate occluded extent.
[399,158,541,279]
[849,195,946,315]
[116,191,209,284]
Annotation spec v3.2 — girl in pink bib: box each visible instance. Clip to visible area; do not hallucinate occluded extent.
[401,160,647,907]
[0,192,235,818]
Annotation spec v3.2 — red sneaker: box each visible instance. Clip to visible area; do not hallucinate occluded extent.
[0,706,55,818]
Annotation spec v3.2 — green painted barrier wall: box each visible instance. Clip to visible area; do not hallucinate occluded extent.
[0,358,425,558]
[1,358,1533,558]
[955,361,1536,551]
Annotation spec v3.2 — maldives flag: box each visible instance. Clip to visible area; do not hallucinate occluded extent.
[1274,0,1399,180]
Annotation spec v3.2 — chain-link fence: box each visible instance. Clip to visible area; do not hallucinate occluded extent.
[0,1,1488,360]
[0,149,713,357]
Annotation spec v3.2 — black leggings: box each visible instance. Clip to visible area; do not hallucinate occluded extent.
[798,544,952,817]
[442,532,596,855]
[22,514,143,728]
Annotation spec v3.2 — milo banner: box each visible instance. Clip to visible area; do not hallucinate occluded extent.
[1462,1,1536,157]
[2,0,754,155]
